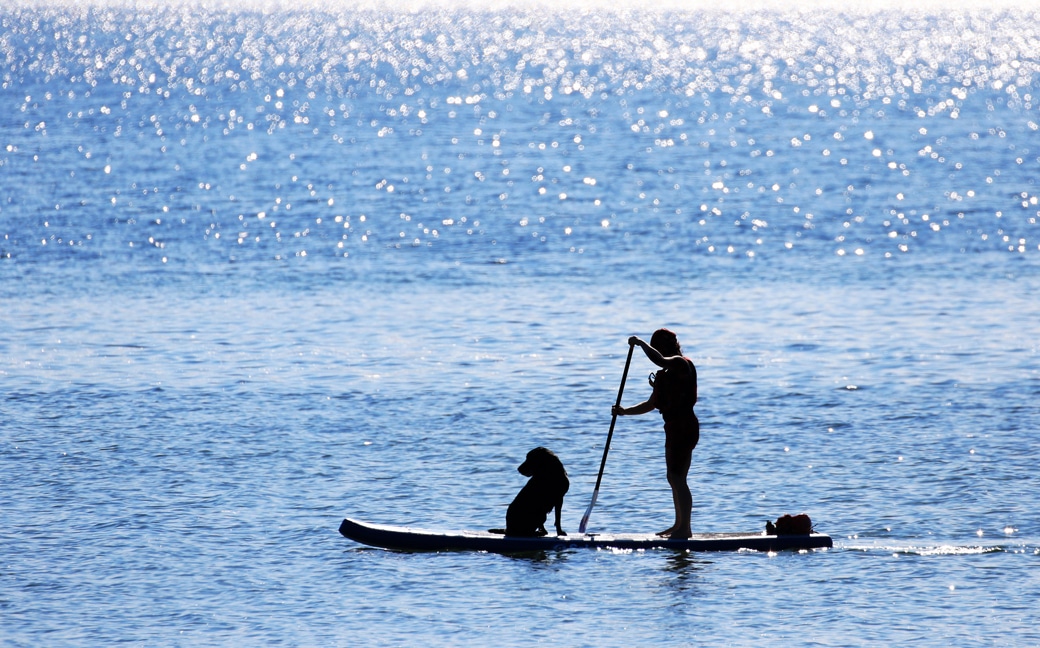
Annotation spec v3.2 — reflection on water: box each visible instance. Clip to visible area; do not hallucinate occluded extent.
[3,4,1040,646]
[2,6,1040,274]
[663,548,706,577]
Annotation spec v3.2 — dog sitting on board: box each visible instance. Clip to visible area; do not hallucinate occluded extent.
[489,447,569,537]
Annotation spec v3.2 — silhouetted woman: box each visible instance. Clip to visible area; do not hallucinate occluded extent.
[612,329,698,538]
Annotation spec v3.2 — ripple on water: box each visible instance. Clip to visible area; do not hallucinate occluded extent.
[3,4,1040,645]
[2,6,1040,275]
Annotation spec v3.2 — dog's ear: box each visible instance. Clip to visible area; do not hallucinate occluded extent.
[531,447,553,471]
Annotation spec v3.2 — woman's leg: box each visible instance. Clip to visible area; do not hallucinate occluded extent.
[664,444,693,538]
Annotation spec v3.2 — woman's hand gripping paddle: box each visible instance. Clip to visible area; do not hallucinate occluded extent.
[579,340,636,534]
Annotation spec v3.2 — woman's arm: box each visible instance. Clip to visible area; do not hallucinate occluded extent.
[629,336,688,371]
[612,391,657,417]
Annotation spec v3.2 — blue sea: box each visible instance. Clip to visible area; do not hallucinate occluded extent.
[2,1,1040,644]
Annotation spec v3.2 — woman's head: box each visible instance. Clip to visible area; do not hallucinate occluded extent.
[650,328,681,356]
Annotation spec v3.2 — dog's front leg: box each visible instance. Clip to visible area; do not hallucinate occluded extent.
[554,497,566,536]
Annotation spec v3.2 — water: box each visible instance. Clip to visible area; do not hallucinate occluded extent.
[3,2,1040,645]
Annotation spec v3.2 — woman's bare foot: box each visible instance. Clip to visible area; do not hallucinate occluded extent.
[666,528,692,539]
[656,526,676,537]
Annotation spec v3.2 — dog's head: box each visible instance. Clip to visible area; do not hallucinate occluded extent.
[518,446,565,477]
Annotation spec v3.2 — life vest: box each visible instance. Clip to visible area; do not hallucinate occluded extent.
[653,357,697,421]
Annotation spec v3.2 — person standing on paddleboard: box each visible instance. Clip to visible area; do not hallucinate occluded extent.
[612,329,699,539]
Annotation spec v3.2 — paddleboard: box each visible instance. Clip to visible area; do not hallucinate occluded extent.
[339,517,833,553]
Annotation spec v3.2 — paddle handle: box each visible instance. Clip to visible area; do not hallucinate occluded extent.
[579,340,636,534]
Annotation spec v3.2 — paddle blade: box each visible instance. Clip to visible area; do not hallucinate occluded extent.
[578,488,599,534]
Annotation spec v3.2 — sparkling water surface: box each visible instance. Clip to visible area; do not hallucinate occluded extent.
[2,3,1040,645]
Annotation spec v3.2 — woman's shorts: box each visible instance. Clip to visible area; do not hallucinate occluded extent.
[664,412,699,452]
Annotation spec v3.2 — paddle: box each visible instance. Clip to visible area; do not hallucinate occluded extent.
[579,339,636,534]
